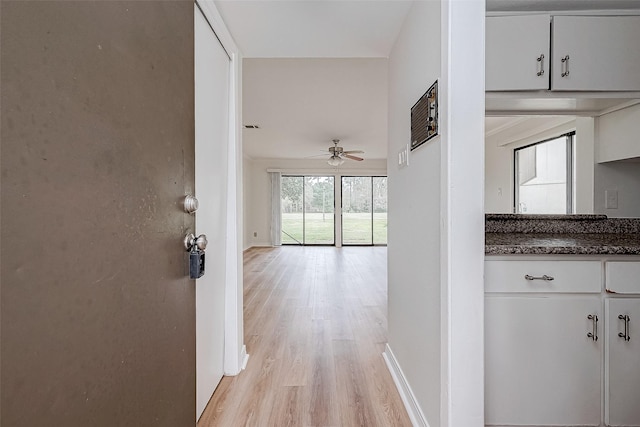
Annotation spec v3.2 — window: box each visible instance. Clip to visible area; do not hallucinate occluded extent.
[514,132,574,214]
[281,176,334,245]
[341,176,387,245]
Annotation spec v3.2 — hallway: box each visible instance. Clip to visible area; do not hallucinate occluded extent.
[198,246,411,426]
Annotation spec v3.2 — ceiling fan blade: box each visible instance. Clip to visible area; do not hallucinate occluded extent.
[342,150,364,154]
[343,154,364,161]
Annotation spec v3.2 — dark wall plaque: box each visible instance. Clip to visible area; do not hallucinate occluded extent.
[410,80,438,151]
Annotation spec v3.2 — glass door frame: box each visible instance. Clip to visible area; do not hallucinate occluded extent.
[281,174,336,246]
[340,175,388,247]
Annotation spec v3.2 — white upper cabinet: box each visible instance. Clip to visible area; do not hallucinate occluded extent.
[487,14,640,92]
[552,16,640,91]
[486,15,550,91]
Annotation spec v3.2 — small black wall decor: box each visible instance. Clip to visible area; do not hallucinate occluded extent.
[410,80,439,151]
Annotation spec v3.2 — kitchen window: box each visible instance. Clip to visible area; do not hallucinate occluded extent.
[514,132,575,214]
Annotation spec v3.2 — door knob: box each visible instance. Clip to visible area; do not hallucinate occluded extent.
[184,233,208,251]
[195,234,208,251]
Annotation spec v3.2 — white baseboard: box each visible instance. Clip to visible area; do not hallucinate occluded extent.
[240,345,249,370]
[383,343,430,427]
[224,345,249,376]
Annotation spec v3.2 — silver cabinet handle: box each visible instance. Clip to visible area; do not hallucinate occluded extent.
[537,54,545,76]
[618,314,631,342]
[561,55,570,77]
[587,314,599,341]
[524,274,554,281]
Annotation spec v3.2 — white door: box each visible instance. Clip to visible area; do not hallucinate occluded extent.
[485,296,602,426]
[606,298,640,427]
[194,5,230,419]
[552,16,640,91]
[486,15,550,91]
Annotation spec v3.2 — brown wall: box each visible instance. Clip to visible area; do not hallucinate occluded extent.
[1,2,196,426]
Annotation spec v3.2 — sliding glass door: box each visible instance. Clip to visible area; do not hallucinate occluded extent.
[341,176,387,245]
[372,176,388,245]
[281,175,334,245]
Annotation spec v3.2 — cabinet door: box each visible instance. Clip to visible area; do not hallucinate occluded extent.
[486,15,550,91]
[486,296,602,426]
[606,299,640,426]
[552,16,640,91]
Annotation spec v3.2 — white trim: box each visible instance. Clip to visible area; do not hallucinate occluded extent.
[240,345,249,371]
[495,119,576,148]
[441,1,485,426]
[196,0,240,55]
[266,168,386,175]
[196,0,245,377]
[484,116,529,138]
[487,9,640,17]
[597,99,640,117]
[383,344,430,427]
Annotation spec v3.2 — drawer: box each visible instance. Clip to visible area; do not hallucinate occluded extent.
[485,260,602,293]
[606,262,640,294]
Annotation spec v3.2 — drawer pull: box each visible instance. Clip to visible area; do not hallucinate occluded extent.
[587,314,599,342]
[618,314,631,342]
[524,274,554,281]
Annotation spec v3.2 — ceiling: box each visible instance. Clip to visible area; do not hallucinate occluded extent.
[243,58,388,160]
[215,1,413,58]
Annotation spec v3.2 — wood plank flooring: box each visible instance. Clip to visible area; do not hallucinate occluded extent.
[198,246,411,427]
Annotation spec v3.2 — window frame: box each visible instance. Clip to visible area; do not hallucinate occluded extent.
[513,131,575,214]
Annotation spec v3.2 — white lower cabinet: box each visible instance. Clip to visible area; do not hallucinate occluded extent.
[485,296,602,426]
[486,258,640,427]
[605,298,640,427]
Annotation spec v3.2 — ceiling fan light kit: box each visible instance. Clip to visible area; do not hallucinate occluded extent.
[327,155,345,166]
[326,139,364,166]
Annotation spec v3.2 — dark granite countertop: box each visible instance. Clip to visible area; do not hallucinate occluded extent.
[485,214,640,255]
[486,232,640,255]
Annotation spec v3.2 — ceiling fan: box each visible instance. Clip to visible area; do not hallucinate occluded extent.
[327,139,364,166]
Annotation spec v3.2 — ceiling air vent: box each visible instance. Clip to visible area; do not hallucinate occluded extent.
[244,125,260,129]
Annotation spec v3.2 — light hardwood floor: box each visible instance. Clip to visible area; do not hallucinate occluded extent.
[198,246,411,427]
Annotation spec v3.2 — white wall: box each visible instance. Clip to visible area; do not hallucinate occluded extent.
[243,157,387,249]
[594,161,640,217]
[485,135,513,213]
[593,104,640,217]
[387,2,442,422]
[386,1,485,425]
[596,103,640,163]
[575,117,595,214]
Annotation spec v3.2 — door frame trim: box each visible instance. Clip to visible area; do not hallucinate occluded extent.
[195,0,245,376]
